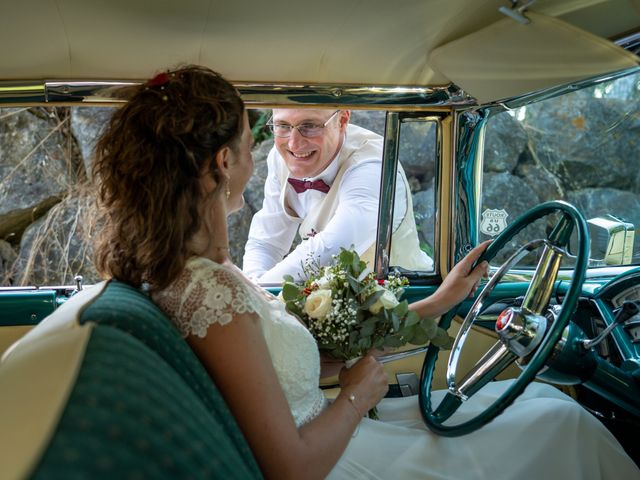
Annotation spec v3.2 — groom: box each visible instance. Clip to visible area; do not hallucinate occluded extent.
[242,108,432,283]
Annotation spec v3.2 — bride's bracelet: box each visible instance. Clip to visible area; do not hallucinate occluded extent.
[340,392,362,418]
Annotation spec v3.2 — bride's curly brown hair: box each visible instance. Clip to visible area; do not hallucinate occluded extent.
[93,65,244,291]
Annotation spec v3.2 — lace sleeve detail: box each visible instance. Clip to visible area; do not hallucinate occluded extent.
[153,258,260,338]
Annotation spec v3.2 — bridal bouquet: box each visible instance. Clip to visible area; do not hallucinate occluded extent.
[281,248,453,417]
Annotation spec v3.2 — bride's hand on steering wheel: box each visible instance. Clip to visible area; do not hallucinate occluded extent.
[431,240,491,314]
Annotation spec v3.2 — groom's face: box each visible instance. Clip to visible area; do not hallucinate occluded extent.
[272,109,350,179]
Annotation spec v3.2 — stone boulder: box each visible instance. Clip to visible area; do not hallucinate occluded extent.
[350,110,385,136]
[70,107,115,176]
[512,149,564,201]
[243,138,272,213]
[523,90,639,191]
[412,180,436,254]
[228,203,256,267]
[397,120,437,186]
[484,111,528,173]
[0,108,80,243]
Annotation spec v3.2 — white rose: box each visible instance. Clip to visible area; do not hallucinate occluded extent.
[316,273,334,289]
[304,289,333,319]
[369,287,399,314]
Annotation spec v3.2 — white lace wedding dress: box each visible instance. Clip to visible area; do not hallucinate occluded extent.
[153,257,639,480]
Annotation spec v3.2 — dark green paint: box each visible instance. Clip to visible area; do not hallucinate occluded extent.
[0,291,56,326]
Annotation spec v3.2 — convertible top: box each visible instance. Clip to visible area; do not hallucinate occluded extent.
[1,0,639,102]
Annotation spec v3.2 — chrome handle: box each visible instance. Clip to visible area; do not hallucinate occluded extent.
[582,301,639,350]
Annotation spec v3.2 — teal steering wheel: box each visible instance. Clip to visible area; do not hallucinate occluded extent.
[419,201,589,436]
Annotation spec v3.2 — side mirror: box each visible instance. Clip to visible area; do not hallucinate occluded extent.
[587,216,635,266]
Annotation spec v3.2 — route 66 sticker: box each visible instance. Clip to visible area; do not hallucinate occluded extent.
[480,209,508,237]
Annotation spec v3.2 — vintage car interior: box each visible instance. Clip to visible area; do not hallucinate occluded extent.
[0,0,639,477]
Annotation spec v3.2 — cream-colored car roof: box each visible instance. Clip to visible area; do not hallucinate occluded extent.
[1,0,639,102]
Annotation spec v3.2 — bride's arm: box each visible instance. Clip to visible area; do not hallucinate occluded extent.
[187,311,387,480]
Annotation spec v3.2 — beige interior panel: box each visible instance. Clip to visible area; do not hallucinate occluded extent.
[0,325,32,358]
[430,11,639,104]
[0,324,92,480]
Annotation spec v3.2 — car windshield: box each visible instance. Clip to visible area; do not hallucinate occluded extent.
[479,69,640,269]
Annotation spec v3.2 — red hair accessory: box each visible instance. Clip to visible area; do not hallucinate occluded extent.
[147,72,170,88]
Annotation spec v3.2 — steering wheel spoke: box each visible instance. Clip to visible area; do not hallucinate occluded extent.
[520,241,565,316]
[453,341,518,400]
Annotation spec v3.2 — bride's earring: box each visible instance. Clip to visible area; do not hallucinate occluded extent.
[225,177,231,200]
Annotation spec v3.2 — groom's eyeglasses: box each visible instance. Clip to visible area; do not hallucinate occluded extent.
[267,110,340,138]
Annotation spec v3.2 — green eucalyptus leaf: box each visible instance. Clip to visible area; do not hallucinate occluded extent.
[410,327,431,346]
[339,249,354,266]
[391,313,401,332]
[384,336,405,348]
[360,290,384,309]
[397,324,416,340]
[431,328,454,349]
[284,301,304,319]
[282,282,301,301]
[420,317,439,338]
[347,274,361,293]
[360,321,376,336]
[361,317,378,327]
[394,301,409,318]
[351,255,361,274]
[282,274,295,284]
[403,310,420,327]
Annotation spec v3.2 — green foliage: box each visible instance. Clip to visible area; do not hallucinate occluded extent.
[420,242,434,257]
[250,110,273,144]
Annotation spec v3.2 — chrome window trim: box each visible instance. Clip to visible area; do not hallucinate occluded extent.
[375,112,400,277]
[375,113,446,280]
[0,81,476,108]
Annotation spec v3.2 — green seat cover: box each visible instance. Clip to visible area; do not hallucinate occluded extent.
[33,325,262,479]
[77,280,258,467]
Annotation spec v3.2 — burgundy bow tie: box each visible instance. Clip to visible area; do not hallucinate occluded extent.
[287,178,331,194]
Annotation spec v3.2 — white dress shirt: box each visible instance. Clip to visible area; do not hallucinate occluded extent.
[243,125,407,283]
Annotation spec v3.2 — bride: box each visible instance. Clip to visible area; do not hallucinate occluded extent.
[92,65,639,479]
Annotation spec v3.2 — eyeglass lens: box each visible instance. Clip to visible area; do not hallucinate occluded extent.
[269,111,339,138]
